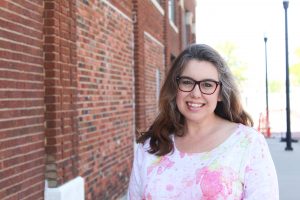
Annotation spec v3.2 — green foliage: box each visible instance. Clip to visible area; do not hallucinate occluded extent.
[215,42,248,87]
[290,48,300,86]
[269,79,284,93]
[290,63,300,86]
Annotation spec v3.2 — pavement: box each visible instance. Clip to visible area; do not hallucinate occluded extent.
[266,133,300,200]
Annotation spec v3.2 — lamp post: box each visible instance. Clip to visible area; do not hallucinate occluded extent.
[283,0,293,151]
[264,35,270,137]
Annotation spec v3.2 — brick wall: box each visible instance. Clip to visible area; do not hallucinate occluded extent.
[76,0,134,199]
[110,0,133,17]
[144,32,165,128]
[133,0,165,132]
[168,0,182,58]
[143,1,164,43]
[0,1,45,199]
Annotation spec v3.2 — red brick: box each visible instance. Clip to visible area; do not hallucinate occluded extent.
[0,8,42,30]
[0,125,44,140]
[0,60,44,74]
[0,3,45,200]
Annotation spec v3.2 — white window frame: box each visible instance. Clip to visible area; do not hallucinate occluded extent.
[151,0,164,15]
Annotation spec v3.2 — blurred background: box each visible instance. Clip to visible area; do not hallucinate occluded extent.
[196,0,300,136]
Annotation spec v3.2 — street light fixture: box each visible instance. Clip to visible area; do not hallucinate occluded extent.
[282,0,293,151]
[264,35,270,137]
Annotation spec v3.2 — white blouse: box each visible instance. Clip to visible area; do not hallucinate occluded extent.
[127,124,279,200]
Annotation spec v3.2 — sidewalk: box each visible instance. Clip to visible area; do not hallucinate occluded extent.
[266,135,300,200]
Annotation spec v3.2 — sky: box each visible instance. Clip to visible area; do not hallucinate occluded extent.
[196,0,300,82]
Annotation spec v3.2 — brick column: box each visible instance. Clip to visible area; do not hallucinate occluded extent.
[133,0,147,131]
[43,0,79,188]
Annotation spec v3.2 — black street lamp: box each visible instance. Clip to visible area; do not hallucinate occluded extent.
[283,0,293,151]
[264,35,270,137]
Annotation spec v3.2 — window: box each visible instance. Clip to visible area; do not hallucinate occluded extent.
[168,0,175,24]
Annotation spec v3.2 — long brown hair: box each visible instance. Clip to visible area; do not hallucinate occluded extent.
[138,44,253,156]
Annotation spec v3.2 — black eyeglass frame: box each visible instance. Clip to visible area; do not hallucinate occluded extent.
[176,76,221,95]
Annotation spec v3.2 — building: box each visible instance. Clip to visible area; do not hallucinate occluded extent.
[0,0,195,199]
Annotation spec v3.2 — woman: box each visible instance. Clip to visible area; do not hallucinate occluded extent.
[127,44,279,199]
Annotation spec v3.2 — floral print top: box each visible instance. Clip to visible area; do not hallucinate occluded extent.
[127,124,279,200]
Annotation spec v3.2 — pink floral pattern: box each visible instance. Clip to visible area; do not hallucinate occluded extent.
[147,156,175,175]
[196,167,225,199]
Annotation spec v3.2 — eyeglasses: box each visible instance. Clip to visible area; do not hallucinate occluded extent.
[176,76,221,95]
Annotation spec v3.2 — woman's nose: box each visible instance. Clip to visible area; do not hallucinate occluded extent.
[190,84,203,97]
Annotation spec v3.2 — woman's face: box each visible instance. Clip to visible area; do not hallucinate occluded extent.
[176,59,221,124]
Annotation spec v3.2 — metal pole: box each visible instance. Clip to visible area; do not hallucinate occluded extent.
[264,36,270,137]
[283,0,293,151]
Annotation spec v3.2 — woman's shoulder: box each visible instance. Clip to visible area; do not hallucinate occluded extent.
[134,138,165,165]
[237,123,267,144]
[239,123,262,135]
[136,134,174,158]
[136,138,151,152]
[136,137,158,155]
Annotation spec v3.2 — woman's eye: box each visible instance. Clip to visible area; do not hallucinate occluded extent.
[202,82,213,87]
[182,80,194,85]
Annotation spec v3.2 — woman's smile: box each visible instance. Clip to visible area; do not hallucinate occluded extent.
[186,101,205,111]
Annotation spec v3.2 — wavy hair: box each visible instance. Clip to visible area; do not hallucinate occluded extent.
[138,44,253,156]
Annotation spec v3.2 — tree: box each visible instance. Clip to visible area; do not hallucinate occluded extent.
[215,41,248,88]
[269,79,284,93]
[290,48,300,86]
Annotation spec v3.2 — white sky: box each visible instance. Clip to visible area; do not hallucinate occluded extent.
[196,0,300,81]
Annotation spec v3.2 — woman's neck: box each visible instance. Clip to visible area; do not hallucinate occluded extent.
[183,115,224,138]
